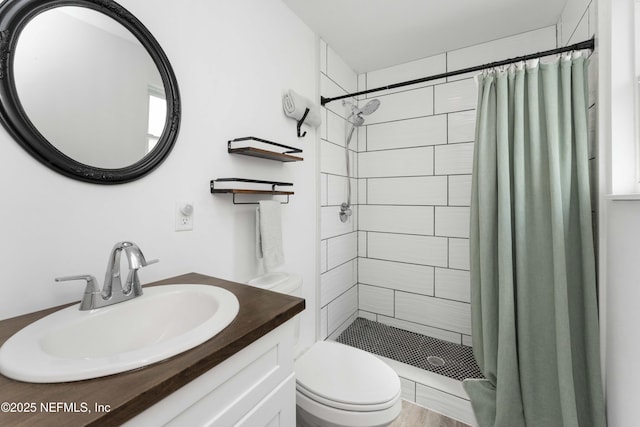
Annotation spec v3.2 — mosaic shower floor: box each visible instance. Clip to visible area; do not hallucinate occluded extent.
[336,318,484,382]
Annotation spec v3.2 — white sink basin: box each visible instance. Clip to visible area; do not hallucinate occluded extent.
[0,284,239,383]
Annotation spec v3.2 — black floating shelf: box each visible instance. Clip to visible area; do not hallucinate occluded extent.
[211,178,294,204]
[228,137,303,162]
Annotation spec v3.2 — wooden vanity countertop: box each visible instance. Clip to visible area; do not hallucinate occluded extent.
[0,272,305,426]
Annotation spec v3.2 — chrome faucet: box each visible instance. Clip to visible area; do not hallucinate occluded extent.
[56,241,158,310]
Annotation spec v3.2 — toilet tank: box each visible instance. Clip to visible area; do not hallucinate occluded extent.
[247,272,302,297]
[247,272,302,348]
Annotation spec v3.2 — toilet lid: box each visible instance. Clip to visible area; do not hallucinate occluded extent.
[295,341,400,410]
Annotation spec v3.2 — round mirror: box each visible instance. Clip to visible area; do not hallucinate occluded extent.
[0,0,180,184]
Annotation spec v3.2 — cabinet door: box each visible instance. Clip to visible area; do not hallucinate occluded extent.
[124,321,296,427]
[235,374,296,427]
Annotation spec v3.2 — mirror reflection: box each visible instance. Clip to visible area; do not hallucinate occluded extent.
[13,6,166,169]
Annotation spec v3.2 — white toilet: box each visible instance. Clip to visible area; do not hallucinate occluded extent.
[248,272,402,427]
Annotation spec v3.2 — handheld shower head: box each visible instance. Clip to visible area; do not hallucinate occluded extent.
[350,115,365,127]
[358,99,380,115]
[339,98,382,223]
[344,99,381,117]
[344,98,381,127]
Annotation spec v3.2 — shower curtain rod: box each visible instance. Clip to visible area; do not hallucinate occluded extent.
[320,37,595,106]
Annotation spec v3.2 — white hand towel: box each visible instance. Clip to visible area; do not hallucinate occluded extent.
[283,89,322,128]
[256,200,285,271]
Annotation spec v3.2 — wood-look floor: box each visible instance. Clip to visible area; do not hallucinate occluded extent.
[389,400,472,427]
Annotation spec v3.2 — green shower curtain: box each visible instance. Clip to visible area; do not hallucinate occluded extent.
[462,55,606,427]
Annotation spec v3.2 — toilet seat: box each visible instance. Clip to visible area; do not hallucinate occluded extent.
[295,341,401,412]
[297,382,400,412]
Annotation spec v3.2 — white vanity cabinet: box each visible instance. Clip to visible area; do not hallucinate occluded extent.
[124,319,297,427]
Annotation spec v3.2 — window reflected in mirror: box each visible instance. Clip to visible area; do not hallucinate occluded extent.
[147,88,166,153]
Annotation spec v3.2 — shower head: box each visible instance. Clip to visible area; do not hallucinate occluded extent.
[341,99,380,219]
[344,99,381,127]
[350,115,365,127]
[358,99,380,115]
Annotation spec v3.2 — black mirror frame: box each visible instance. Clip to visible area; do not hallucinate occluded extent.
[0,0,181,184]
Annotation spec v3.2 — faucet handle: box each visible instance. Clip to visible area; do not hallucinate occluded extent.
[55,274,100,293]
[55,275,101,310]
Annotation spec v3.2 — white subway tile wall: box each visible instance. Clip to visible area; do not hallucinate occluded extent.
[327,232,358,270]
[354,27,557,347]
[434,268,471,303]
[320,139,348,176]
[320,259,357,307]
[462,335,473,347]
[359,257,434,295]
[320,306,328,340]
[327,285,358,334]
[321,23,583,351]
[567,9,590,46]
[359,147,434,177]
[320,205,354,240]
[434,143,475,175]
[400,377,417,401]
[359,205,434,235]
[416,383,476,426]
[327,110,349,148]
[448,175,472,207]
[358,231,367,257]
[367,176,448,205]
[435,207,470,238]
[320,40,360,337]
[320,239,328,273]
[378,315,463,344]
[327,46,358,94]
[327,175,357,206]
[365,87,434,125]
[447,110,476,144]
[365,54,446,97]
[559,0,592,47]
[448,238,470,271]
[395,292,472,335]
[446,26,557,82]
[433,79,477,114]
[321,74,353,119]
[368,232,448,267]
[366,115,447,151]
[359,284,395,317]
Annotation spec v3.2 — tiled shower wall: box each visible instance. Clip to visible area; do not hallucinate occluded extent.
[320,7,597,344]
[355,26,562,346]
[319,42,360,339]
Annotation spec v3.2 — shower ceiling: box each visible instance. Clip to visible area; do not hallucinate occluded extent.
[282,0,568,73]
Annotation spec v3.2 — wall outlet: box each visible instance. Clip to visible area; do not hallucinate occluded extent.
[175,202,194,231]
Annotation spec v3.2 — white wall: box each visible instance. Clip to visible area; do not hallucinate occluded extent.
[0,0,318,352]
[597,0,640,424]
[603,200,640,427]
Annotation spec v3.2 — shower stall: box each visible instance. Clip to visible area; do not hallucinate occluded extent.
[332,94,482,382]
[319,42,481,424]
[318,22,598,425]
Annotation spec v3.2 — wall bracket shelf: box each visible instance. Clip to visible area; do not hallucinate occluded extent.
[210,178,293,204]
[228,137,303,162]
